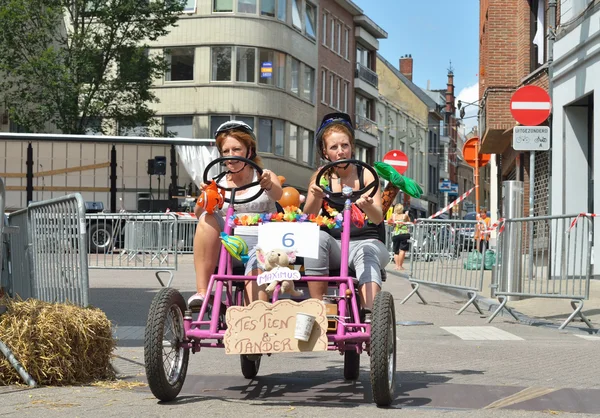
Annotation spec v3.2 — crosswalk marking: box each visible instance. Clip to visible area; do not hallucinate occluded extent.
[441,326,524,341]
[574,334,600,341]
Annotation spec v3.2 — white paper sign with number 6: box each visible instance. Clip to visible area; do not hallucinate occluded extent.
[257,222,320,259]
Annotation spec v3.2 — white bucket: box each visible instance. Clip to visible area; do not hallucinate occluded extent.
[294,312,316,342]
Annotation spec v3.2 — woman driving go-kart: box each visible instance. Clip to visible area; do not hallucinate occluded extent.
[144,112,397,407]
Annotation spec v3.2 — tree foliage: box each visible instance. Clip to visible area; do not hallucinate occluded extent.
[0,0,185,134]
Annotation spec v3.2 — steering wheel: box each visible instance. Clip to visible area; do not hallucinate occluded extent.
[314,159,379,207]
[203,156,264,205]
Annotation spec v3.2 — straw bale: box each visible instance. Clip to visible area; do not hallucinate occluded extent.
[0,298,116,385]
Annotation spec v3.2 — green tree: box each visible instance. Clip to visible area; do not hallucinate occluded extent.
[0,0,186,134]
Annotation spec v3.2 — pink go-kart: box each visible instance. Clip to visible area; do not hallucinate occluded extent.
[143,157,397,406]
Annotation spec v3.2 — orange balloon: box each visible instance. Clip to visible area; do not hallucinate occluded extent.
[277,175,286,185]
[278,186,300,208]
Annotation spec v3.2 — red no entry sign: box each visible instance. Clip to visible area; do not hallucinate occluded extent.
[510,85,551,126]
[383,150,408,175]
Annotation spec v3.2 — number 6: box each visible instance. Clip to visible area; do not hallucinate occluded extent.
[282,233,295,247]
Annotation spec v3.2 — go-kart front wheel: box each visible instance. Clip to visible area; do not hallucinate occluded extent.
[144,288,189,401]
[343,350,360,380]
[369,291,396,406]
[240,354,261,378]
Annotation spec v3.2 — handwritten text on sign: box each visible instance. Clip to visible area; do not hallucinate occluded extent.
[256,267,301,286]
[224,300,328,354]
[257,222,319,259]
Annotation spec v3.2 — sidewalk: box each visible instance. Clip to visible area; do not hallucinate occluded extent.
[386,260,600,333]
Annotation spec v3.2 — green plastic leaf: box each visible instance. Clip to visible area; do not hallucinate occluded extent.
[374,162,423,198]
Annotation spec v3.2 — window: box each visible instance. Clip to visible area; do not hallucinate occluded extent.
[275,52,285,88]
[302,129,314,166]
[214,0,233,12]
[329,74,334,105]
[260,0,274,16]
[322,13,327,45]
[183,0,196,13]
[259,49,274,86]
[211,46,232,81]
[258,118,273,152]
[274,119,285,156]
[277,0,286,21]
[343,81,348,112]
[119,47,149,83]
[336,23,341,53]
[355,145,367,163]
[236,47,256,82]
[330,19,334,48]
[238,0,256,13]
[119,123,147,137]
[84,118,103,136]
[302,65,314,103]
[344,28,349,59]
[291,0,301,29]
[336,78,340,109]
[166,48,194,81]
[356,94,370,119]
[321,69,326,103]
[356,46,372,69]
[289,124,298,160]
[164,116,193,138]
[304,2,316,39]
[80,50,104,84]
[291,58,299,94]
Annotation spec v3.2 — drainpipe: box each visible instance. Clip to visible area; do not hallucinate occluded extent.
[547,0,556,213]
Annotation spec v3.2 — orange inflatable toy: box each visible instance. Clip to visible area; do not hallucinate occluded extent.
[278,186,300,208]
[196,181,225,214]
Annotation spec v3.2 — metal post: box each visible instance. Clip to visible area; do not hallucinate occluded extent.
[110,145,117,213]
[26,143,33,204]
[528,151,535,284]
[502,181,524,301]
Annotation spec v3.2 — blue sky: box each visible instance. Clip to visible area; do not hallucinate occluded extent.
[352,0,480,130]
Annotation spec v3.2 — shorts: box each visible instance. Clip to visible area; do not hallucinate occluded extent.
[392,233,411,254]
[198,212,259,275]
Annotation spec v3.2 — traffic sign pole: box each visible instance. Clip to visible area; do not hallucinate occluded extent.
[475,140,480,215]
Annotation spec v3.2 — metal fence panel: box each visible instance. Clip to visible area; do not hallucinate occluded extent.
[27,194,89,307]
[5,209,30,300]
[403,218,485,315]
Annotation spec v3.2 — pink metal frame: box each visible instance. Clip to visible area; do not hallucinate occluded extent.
[182,197,369,352]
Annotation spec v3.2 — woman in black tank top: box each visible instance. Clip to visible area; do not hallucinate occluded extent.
[303,113,389,313]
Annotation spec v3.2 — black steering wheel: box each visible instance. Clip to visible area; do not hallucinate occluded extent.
[203,156,264,205]
[314,159,379,207]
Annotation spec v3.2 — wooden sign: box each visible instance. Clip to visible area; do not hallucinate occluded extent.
[224,299,328,355]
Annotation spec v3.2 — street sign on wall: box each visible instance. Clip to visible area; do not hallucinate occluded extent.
[513,126,550,151]
[462,137,491,168]
[510,85,551,126]
[383,150,409,174]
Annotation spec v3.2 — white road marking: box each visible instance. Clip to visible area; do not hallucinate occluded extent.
[574,334,600,341]
[441,326,524,341]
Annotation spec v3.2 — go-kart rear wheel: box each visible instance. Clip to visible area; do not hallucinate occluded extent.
[240,354,261,378]
[144,288,189,402]
[343,350,360,380]
[369,291,396,406]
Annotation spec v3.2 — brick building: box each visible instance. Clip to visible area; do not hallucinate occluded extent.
[479,0,559,219]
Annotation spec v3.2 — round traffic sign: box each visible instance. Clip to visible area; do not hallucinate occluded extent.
[462,137,490,168]
[510,85,551,126]
[383,150,409,174]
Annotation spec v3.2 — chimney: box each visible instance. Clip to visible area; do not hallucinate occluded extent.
[399,54,413,81]
[445,66,455,114]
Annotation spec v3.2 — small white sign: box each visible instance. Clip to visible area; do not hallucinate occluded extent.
[257,222,320,259]
[256,267,302,286]
[513,126,550,151]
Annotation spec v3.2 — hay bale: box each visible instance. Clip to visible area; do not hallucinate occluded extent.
[0,298,116,385]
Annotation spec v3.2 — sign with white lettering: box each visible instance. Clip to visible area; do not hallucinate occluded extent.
[257,222,319,259]
[513,126,550,151]
[224,299,328,354]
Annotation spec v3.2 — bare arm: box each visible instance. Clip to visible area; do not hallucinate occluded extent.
[303,170,326,215]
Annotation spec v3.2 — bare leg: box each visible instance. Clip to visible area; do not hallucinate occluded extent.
[308,281,329,300]
[244,270,268,305]
[397,250,406,269]
[359,282,381,310]
[192,214,221,297]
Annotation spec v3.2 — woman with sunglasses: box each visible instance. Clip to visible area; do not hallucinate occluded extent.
[303,113,389,318]
[189,121,283,309]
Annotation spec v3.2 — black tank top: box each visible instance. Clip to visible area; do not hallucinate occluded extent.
[321,166,384,242]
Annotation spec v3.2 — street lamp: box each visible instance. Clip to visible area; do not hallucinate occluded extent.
[457,99,482,120]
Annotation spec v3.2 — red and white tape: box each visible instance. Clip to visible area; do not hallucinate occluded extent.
[428,185,477,219]
[568,213,597,231]
[481,218,505,236]
[165,209,197,218]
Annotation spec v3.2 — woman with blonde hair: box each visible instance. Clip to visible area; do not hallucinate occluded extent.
[391,203,411,270]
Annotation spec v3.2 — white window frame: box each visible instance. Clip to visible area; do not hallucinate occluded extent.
[336,78,340,109]
[344,28,349,59]
[213,0,234,13]
[183,0,197,13]
[289,123,298,160]
[291,57,300,95]
[343,81,348,112]
[322,12,327,45]
[291,0,302,29]
[330,19,334,48]
[329,74,334,105]
[321,69,326,103]
[336,23,341,54]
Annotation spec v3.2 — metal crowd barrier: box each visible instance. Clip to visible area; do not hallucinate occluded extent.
[28,194,90,306]
[86,212,179,287]
[402,218,486,315]
[489,214,593,330]
[4,209,29,300]
[174,216,197,254]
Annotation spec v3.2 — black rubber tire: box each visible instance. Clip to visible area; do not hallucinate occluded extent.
[369,291,396,407]
[240,354,261,378]
[344,350,360,380]
[144,288,189,402]
[88,221,114,253]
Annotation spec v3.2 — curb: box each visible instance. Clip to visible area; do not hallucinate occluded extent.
[386,268,599,335]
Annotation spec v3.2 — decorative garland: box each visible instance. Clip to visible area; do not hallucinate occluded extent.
[228,206,344,229]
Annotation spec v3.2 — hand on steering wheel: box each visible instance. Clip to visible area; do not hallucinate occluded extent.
[314,159,379,207]
[203,156,265,205]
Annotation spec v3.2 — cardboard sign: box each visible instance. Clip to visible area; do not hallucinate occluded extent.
[257,222,320,259]
[224,299,328,355]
